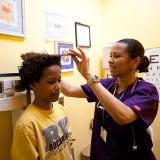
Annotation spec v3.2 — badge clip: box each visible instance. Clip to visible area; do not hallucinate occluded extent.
[133,142,138,150]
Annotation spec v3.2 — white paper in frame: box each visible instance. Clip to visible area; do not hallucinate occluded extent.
[54,41,74,72]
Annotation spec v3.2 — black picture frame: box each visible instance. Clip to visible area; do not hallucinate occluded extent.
[75,22,91,48]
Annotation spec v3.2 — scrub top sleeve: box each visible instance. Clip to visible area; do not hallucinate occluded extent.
[81,84,96,102]
[81,78,116,102]
[124,83,159,127]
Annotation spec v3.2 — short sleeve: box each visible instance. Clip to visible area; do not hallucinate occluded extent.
[124,82,159,127]
[11,128,38,160]
[81,78,117,102]
[81,84,96,102]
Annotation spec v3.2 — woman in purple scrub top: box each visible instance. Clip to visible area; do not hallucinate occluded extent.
[61,39,159,160]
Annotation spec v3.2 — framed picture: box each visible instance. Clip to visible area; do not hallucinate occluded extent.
[75,22,91,48]
[0,0,26,37]
[54,41,74,72]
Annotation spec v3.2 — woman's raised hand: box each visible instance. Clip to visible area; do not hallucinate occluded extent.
[68,46,92,81]
[20,51,39,60]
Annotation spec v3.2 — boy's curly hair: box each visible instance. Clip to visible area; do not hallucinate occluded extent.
[18,53,61,91]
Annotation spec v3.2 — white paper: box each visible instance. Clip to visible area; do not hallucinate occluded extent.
[43,8,69,41]
[76,24,90,47]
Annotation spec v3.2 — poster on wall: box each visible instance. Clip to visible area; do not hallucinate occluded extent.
[44,8,69,41]
[143,48,160,100]
[0,0,26,37]
[54,41,74,72]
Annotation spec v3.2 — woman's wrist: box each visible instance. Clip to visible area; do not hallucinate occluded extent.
[84,73,92,81]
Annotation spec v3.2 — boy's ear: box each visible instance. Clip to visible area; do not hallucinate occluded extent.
[29,82,37,91]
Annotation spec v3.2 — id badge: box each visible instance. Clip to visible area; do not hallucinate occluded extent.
[100,126,107,142]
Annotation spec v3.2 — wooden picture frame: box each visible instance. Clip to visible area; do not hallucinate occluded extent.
[54,41,74,72]
[0,0,26,37]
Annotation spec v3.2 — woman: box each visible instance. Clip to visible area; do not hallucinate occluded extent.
[61,39,159,160]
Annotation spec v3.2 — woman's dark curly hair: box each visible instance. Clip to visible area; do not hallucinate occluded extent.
[18,53,61,91]
[117,38,150,73]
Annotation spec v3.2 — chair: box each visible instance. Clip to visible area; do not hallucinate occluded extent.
[81,144,91,160]
[81,119,93,160]
[147,126,154,151]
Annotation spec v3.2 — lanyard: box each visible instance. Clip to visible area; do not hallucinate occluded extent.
[103,84,128,127]
[101,78,138,150]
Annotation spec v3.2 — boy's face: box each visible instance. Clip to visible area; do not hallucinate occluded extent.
[33,65,61,103]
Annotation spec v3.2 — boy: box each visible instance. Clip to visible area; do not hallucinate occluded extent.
[11,53,75,160]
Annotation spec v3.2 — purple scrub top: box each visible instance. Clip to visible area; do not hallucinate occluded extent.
[81,78,159,160]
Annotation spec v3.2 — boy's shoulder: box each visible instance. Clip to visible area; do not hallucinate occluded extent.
[15,104,38,132]
[14,103,68,133]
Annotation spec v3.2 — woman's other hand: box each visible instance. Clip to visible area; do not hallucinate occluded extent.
[20,51,39,60]
[68,46,92,81]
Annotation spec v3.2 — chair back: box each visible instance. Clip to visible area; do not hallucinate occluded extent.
[147,126,154,151]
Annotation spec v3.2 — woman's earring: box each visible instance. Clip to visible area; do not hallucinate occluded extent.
[132,67,134,72]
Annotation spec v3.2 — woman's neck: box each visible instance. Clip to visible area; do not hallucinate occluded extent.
[117,75,137,94]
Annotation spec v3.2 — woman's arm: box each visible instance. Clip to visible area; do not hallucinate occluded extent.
[89,82,139,125]
[67,47,139,125]
[61,79,88,98]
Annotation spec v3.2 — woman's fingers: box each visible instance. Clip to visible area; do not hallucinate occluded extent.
[68,48,82,58]
[71,55,80,66]
[67,47,91,78]
[26,51,39,55]
[68,46,88,64]
[20,51,39,60]
[77,46,87,60]
[20,53,26,60]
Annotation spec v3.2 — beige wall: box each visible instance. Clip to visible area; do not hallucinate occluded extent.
[102,0,140,46]
[0,0,103,160]
[102,0,160,159]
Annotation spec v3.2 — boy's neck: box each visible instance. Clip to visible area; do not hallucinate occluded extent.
[32,99,53,110]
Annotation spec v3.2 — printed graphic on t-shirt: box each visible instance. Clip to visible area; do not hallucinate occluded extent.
[41,116,70,159]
